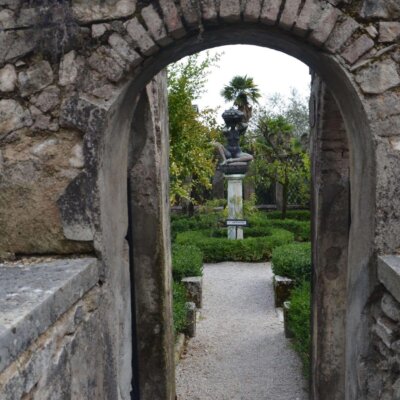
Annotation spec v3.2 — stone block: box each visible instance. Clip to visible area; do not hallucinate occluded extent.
[341,34,374,65]
[273,275,295,307]
[31,85,60,113]
[0,258,98,374]
[283,301,294,338]
[182,276,203,308]
[361,0,400,20]
[220,0,241,23]
[0,30,36,64]
[0,99,32,136]
[71,0,136,23]
[180,0,201,28]
[243,0,262,22]
[174,333,186,364]
[18,60,54,97]
[91,23,110,38]
[59,50,85,87]
[325,16,359,53]
[356,60,400,95]
[260,0,282,25]
[379,22,400,43]
[381,293,400,322]
[108,33,142,68]
[0,64,16,92]
[199,0,218,24]
[378,256,400,304]
[59,95,107,134]
[279,0,302,30]
[308,5,340,46]
[365,25,378,38]
[391,339,400,353]
[125,18,158,57]
[141,4,173,47]
[393,377,400,400]
[159,0,186,38]
[371,115,400,137]
[373,317,397,348]
[293,0,321,37]
[87,46,124,83]
[185,302,197,338]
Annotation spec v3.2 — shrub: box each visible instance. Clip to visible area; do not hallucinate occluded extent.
[287,281,311,377]
[173,282,188,335]
[176,228,294,262]
[271,242,311,284]
[172,244,203,281]
[265,209,310,221]
[247,215,310,242]
[171,212,224,239]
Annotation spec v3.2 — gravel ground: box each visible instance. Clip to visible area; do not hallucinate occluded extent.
[176,262,309,400]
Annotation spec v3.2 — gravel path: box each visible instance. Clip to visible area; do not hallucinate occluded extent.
[176,262,309,400]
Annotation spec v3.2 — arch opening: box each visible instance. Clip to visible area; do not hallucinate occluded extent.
[105,27,375,400]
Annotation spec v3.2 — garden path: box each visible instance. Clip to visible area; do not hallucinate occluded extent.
[175,262,308,400]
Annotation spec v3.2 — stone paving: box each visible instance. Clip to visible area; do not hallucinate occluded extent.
[176,262,308,400]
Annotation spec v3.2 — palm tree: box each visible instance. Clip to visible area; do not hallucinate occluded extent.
[221,75,261,121]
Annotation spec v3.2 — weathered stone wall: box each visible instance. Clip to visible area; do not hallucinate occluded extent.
[1,1,400,399]
[310,74,350,399]
[358,256,400,400]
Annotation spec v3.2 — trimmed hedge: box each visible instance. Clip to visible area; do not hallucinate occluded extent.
[171,213,223,239]
[172,244,203,281]
[287,281,311,377]
[265,210,311,221]
[248,215,311,242]
[176,228,294,262]
[271,242,311,284]
[173,282,188,335]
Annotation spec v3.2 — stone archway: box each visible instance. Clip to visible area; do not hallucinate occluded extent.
[1,1,400,399]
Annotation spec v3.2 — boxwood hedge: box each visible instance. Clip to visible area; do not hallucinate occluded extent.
[271,242,311,284]
[172,244,203,281]
[287,281,311,377]
[176,228,294,262]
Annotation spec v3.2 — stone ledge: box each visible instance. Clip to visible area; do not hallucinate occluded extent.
[378,255,400,304]
[0,257,99,374]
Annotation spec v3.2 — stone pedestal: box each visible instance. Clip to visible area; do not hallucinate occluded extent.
[225,174,245,240]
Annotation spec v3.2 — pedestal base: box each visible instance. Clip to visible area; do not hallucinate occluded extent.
[225,174,245,240]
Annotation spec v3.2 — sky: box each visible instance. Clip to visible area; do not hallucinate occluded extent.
[178,45,312,121]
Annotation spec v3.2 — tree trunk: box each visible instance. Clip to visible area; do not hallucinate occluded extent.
[282,176,288,220]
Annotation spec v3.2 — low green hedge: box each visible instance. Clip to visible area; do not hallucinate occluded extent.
[265,210,310,221]
[271,242,311,284]
[176,228,294,262]
[248,215,310,242]
[172,244,203,281]
[171,213,224,239]
[287,281,311,377]
[173,282,188,335]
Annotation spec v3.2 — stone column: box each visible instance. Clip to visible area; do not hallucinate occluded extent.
[226,174,245,240]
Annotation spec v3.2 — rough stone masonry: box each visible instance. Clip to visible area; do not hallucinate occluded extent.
[1,1,400,399]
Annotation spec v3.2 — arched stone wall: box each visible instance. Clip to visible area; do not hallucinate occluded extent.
[1,1,400,399]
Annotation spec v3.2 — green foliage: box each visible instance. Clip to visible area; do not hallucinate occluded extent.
[171,212,224,240]
[172,244,203,281]
[287,281,311,377]
[173,282,188,335]
[197,198,227,213]
[176,229,294,262]
[247,214,310,242]
[264,210,310,221]
[168,53,222,204]
[271,242,311,284]
[247,89,311,212]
